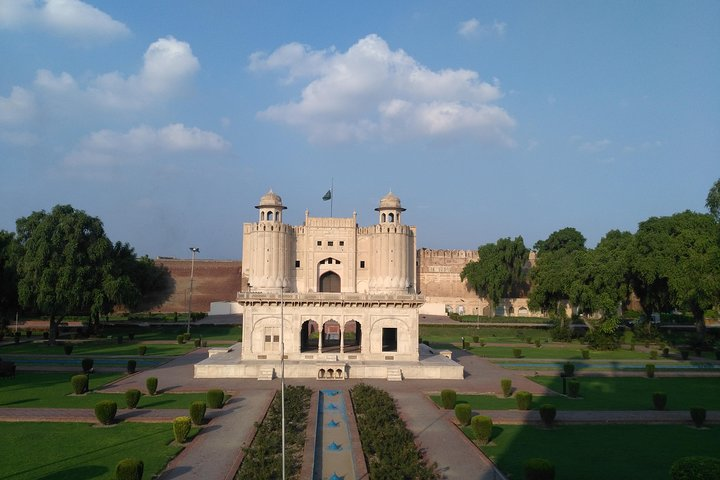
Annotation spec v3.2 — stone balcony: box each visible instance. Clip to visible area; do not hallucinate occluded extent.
[236,291,425,308]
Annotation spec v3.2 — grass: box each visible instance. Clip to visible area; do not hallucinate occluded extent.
[0,372,212,408]
[0,421,195,480]
[420,325,548,345]
[431,377,720,410]
[2,341,198,356]
[467,345,651,360]
[464,424,720,480]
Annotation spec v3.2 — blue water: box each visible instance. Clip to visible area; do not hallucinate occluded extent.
[499,362,719,370]
[313,389,356,480]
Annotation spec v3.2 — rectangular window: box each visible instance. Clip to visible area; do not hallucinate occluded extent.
[360,260,365,268]
[295,260,300,268]
[316,240,322,246]
[382,328,397,352]
[339,241,344,246]
[328,241,334,246]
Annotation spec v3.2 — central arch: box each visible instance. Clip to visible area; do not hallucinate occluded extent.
[319,271,341,292]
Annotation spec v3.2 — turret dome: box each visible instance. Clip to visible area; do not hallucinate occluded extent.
[255,189,286,210]
[375,191,405,211]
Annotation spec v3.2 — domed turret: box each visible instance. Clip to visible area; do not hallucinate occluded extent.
[255,189,286,223]
[375,191,405,224]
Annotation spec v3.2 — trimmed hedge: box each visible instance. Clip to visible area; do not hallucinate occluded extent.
[440,389,456,409]
[471,415,493,445]
[173,416,192,443]
[690,407,706,428]
[581,349,590,359]
[127,360,137,374]
[137,345,147,356]
[513,348,522,358]
[653,392,667,411]
[125,389,142,409]
[563,362,575,377]
[189,401,207,426]
[501,378,512,397]
[646,364,656,378]
[524,458,556,480]
[568,379,580,398]
[70,374,88,395]
[176,335,185,345]
[207,389,225,408]
[81,358,94,373]
[95,400,118,425]
[539,404,556,427]
[454,404,472,426]
[516,391,533,410]
[115,458,144,480]
[670,456,720,480]
[146,377,158,396]
[64,344,74,355]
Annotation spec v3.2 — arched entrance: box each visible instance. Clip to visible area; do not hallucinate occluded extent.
[343,320,361,353]
[319,271,341,292]
[300,319,319,353]
[322,319,341,352]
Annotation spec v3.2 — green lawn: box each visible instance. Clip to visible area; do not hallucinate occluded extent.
[464,424,720,480]
[467,345,651,360]
[420,325,547,345]
[0,422,194,480]
[432,377,720,410]
[0,372,212,408]
[3,341,197,356]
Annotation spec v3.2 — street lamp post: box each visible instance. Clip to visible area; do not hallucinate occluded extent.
[187,247,199,335]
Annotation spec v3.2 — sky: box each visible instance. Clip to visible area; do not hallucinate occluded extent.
[1,1,718,260]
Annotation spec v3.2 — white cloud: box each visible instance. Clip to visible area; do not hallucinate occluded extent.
[0,130,39,146]
[0,0,129,39]
[458,18,506,39]
[251,34,515,145]
[578,139,611,153]
[64,123,230,167]
[0,86,35,123]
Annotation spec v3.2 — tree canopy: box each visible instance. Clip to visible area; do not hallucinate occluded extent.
[706,178,720,221]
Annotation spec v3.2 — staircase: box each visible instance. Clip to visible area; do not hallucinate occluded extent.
[257,366,275,381]
[387,367,403,382]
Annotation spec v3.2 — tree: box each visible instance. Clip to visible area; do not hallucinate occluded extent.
[0,230,20,326]
[706,178,720,221]
[461,237,529,317]
[633,211,720,336]
[533,227,586,256]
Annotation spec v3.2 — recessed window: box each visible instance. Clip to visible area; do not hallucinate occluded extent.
[317,240,322,246]
[328,241,334,247]
[339,241,344,246]
[360,260,365,268]
[295,260,300,268]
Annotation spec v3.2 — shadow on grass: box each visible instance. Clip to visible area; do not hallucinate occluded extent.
[140,399,174,408]
[0,398,39,406]
[37,465,108,480]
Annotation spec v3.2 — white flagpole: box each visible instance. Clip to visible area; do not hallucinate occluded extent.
[330,177,334,217]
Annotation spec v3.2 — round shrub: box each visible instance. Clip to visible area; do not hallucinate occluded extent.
[501,378,512,397]
[176,335,185,345]
[64,344,74,355]
[70,374,88,395]
[201,340,208,348]
[581,349,590,359]
[670,456,720,480]
[513,348,522,358]
[94,400,118,425]
[524,458,556,480]
[471,415,493,445]
[539,404,556,427]
[563,363,575,377]
[173,416,192,443]
[690,407,706,428]
[137,345,147,356]
[646,364,656,378]
[440,389,456,409]
[653,392,667,411]
[207,389,225,409]
[472,335,479,343]
[454,403,472,426]
[516,391,533,410]
[115,458,144,480]
[650,350,658,360]
[680,348,690,360]
[183,332,191,341]
[189,401,207,426]
[81,358,94,373]
[568,379,581,398]
[127,360,137,374]
[146,377,158,396]
[128,333,135,340]
[125,389,142,409]
[662,347,670,357]
[193,338,201,347]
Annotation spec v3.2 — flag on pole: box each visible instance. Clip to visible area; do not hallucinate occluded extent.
[322,190,332,201]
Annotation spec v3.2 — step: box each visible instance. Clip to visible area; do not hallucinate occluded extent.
[258,366,275,381]
[387,367,403,382]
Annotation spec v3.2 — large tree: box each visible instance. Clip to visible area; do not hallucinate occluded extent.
[706,178,720,221]
[461,236,529,317]
[0,230,20,326]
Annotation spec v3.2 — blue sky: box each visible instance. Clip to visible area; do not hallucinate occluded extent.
[1,1,718,260]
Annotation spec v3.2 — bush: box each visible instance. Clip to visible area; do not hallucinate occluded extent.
[207,389,225,408]
[173,416,192,443]
[653,392,667,410]
[568,380,581,398]
[471,415,493,445]
[646,364,656,378]
[650,349,658,360]
[146,377,158,396]
[662,347,670,357]
[501,378,512,397]
[516,391,533,410]
[64,344,74,355]
[70,374,88,394]
[440,389,457,409]
[669,456,720,480]
[524,458,556,480]
[680,348,690,360]
[127,360,137,374]
[539,404,556,427]
[193,338,201,347]
[473,335,479,343]
[94,400,118,425]
[513,348,522,358]
[81,358,94,373]
[176,335,185,344]
[581,349,590,359]
[125,389,142,409]
[137,345,147,356]
[189,401,207,425]
[117,335,124,344]
[690,407,706,428]
[563,363,575,377]
[454,403,472,426]
[201,340,208,347]
[115,458,144,480]
[535,339,542,348]
[183,332,191,341]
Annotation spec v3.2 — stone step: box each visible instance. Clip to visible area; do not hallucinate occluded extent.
[257,366,275,381]
[387,367,403,382]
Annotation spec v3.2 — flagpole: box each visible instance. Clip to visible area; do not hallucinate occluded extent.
[330,178,334,217]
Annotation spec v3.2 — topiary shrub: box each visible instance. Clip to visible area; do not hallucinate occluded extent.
[539,404,556,427]
[94,400,118,425]
[146,377,158,396]
[513,348,522,358]
[568,380,580,398]
[662,347,670,357]
[207,389,225,408]
[81,358,94,373]
[680,348,690,360]
[183,332,191,341]
[563,363,575,377]
[189,401,207,426]
[201,340,208,347]
[193,338,201,347]
[127,360,137,374]
[173,416,192,443]
[115,458,144,480]
[471,415,493,445]
[454,403,472,426]
[669,456,720,480]
[516,391,533,410]
[690,407,706,428]
[440,389,457,409]
[650,350,658,360]
[581,349,590,359]
[524,458,556,480]
[653,392,667,410]
[535,339,542,348]
[125,389,142,409]
[501,378,512,397]
[137,345,147,356]
[176,335,185,345]
[646,364,656,378]
[64,344,74,355]
[473,335,479,343]
[71,374,88,394]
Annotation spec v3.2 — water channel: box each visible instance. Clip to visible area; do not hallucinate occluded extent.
[313,389,357,480]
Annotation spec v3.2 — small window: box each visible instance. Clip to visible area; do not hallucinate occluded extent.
[317,240,322,246]
[360,260,365,268]
[339,241,344,246]
[328,241,334,247]
[295,260,300,268]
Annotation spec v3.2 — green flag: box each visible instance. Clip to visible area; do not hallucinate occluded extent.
[322,190,332,201]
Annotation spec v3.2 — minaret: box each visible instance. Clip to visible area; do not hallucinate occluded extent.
[370,192,413,292]
[249,190,291,291]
